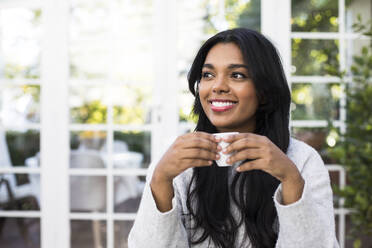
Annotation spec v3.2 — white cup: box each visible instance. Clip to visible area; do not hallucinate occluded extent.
[212,132,239,167]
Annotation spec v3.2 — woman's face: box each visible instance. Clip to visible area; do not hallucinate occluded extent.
[198,42,259,133]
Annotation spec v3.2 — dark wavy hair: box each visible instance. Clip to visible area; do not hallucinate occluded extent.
[186,28,291,247]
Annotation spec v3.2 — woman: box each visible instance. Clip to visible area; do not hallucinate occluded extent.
[128,28,339,248]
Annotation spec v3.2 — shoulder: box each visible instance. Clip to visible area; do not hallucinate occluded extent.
[286,137,325,174]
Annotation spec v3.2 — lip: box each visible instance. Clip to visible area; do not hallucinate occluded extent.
[208,99,237,112]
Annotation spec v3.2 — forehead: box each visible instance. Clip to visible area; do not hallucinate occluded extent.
[204,42,244,64]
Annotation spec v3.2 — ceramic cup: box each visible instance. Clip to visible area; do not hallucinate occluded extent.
[213,132,239,167]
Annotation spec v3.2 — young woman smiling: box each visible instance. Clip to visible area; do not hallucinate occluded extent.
[128,28,339,248]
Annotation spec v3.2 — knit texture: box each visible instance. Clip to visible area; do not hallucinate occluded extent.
[128,138,340,248]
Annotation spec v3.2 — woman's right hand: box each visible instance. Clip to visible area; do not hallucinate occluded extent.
[152,131,221,183]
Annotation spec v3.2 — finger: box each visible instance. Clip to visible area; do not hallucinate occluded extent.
[183,137,219,152]
[193,131,220,143]
[236,159,262,172]
[224,137,261,154]
[182,158,213,168]
[182,148,219,161]
[226,148,262,165]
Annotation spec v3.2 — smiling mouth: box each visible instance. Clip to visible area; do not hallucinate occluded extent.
[209,100,237,112]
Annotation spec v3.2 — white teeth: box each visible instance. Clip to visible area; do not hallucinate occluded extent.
[211,101,236,107]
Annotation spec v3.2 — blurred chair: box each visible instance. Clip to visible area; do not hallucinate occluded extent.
[69,150,106,248]
[0,127,39,247]
[100,140,129,153]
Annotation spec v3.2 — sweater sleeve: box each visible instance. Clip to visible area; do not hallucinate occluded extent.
[274,147,340,248]
[127,163,189,248]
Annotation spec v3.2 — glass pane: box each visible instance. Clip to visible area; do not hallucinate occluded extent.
[5,130,40,167]
[225,0,261,31]
[113,0,154,83]
[0,173,40,211]
[70,0,110,41]
[179,89,196,125]
[71,220,107,248]
[0,8,42,79]
[345,0,372,33]
[114,176,144,213]
[112,131,151,168]
[291,83,340,120]
[70,131,107,152]
[344,215,372,247]
[292,39,339,76]
[346,38,372,70]
[69,0,110,79]
[69,85,107,124]
[334,215,340,243]
[291,127,340,162]
[0,217,40,247]
[291,0,338,32]
[329,170,340,208]
[112,85,152,125]
[70,45,111,79]
[114,221,134,248]
[70,176,107,212]
[0,85,40,125]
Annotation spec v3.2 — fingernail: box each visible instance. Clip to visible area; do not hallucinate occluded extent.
[236,167,241,172]
[208,161,212,165]
[217,145,222,151]
[215,136,221,142]
[222,148,227,154]
[216,154,220,159]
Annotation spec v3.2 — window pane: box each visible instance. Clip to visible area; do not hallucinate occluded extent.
[0,217,40,247]
[0,8,42,79]
[291,0,338,32]
[70,131,107,152]
[69,85,107,124]
[70,176,107,213]
[1,85,40,125]
[291,127,340,162]
[112,85,152,125]
[69,0,110,79]
[71,220,106,248]
[114,221,133,248]
[291,83,340,120]
[6,130,40,167]
[0,173,40,211]
[113,131,151,168]
[225,0,261,30]
[179,89,196,125]
[345,0,372,33]
[114,176,144,213]
[346,38,372,70]
[113,0,154,83]
[292,39,339,76]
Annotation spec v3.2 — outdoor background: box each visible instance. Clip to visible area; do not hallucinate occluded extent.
[0,0,371,247]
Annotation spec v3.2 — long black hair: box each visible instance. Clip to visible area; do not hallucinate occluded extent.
[186,28,291,247]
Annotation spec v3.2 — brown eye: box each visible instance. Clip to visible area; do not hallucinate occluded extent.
[202,72,214,79]
[231,72,246,79]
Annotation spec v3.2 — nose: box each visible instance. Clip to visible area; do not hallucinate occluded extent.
[212,77,230,94]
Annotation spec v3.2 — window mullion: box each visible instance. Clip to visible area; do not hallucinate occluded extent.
[40,0,70,247]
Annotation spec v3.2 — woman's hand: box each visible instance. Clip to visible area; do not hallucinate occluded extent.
[223,133,304,204]
[151,132,220,212]
[153,131,220,183]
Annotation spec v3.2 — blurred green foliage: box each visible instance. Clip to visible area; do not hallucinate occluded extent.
[329,17,372,245]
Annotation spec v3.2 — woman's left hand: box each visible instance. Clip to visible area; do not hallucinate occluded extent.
[222,133,301,183]
[222,133,305,205]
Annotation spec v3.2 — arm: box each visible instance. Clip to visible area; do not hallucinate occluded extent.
[128,132,219,248]
[127,163,189,248]
[274,148,339,248]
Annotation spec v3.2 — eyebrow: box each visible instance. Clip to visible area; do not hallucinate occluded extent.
[202,63,249,70]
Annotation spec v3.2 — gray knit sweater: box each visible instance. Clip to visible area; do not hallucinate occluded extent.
[128,138,340,247]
